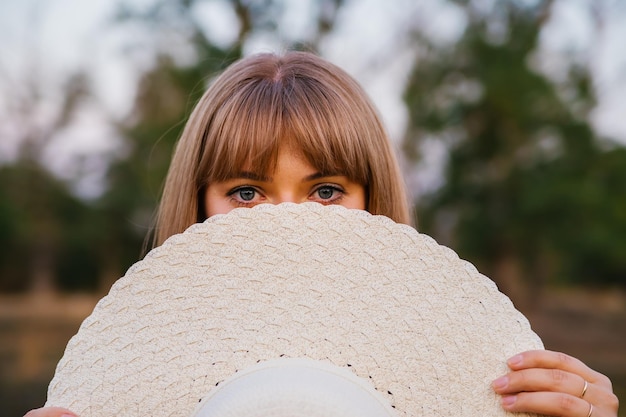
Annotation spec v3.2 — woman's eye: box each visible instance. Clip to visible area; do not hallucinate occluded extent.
[228,187,258,203]
[238,188,256,201]
[315,185,342,201]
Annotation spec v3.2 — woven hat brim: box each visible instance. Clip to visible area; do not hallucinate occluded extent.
[46,203,543,417]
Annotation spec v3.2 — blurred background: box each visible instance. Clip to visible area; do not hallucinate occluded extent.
[0,0,624,415]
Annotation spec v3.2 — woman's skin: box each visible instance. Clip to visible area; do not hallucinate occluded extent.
[203,146,367,216]
[24,407,75,417]
[23,148,619,417]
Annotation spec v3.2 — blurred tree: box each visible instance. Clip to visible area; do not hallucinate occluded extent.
[403,0,626,305]
[0,67,99,292]
[0,162,101,292]
[0,0,347,293]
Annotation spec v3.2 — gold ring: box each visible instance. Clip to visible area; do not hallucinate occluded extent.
[586,403,593,417]
[580,380,589,398]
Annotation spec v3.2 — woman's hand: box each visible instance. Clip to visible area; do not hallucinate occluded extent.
[492,350,619,417]
[24,407,77,417]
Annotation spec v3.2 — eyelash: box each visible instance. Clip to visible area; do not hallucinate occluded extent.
[227,186,261,206]
[226,184,346,206]
[312,184,345,203]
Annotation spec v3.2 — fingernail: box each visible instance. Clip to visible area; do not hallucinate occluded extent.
[501,395,516,408]
[507,354,523,367]
[61,414,76,417]
[492,376,508,390]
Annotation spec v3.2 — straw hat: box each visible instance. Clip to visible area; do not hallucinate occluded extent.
[46,203,543,417]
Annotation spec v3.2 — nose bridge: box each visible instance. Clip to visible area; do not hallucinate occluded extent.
[275,189,300,204]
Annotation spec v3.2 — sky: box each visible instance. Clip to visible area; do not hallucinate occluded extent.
[0,0,625,198]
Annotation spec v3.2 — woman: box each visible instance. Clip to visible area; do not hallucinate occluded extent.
[27,51,618,417]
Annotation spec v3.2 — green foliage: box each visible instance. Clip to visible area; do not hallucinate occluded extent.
[404,1,625,288]
[3,0,622,295]
[0,163,102,292]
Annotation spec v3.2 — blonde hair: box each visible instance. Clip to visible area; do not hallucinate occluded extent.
[154,51,410,246]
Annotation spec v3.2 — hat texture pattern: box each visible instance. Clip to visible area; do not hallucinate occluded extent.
[46,203,543,417]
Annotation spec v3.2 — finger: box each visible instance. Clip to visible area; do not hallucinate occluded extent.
[23,407,77,417]
[507,350,607,387]
[493,367,588,398]
[500,391,594,417]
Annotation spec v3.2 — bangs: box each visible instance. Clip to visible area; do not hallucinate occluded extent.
[201,78,284,182]
[198,59,372,187]
[285,76,372,186]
